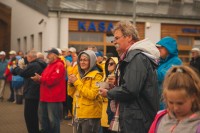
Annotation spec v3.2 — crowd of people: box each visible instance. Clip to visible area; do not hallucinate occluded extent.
[0,20,200,133]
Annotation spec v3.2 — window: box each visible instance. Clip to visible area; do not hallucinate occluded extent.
[17,38,21,51]
[24,36,27,52]
[69,32,104,42]
[38,32,42,52]
[30,34,34,49]
[177,36,193,45]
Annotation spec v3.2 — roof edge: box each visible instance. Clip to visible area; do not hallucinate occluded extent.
[18,0,48,16]
[48,8,200,20]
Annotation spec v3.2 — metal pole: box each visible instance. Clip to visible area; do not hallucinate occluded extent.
[132,0,137,25]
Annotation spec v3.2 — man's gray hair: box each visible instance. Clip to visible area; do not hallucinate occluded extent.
[28,50,38,58]
[112,21,139,41]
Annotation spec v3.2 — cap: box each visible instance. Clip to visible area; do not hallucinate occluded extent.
[155,44,162,47]
[44,48,59,55]
[95,51,103,57]
[69,47,76,53]
[9,50,16,55]
[0,51,6,55]
[61,47,69,52]
[191,48,200,52]
[56,48,62,55]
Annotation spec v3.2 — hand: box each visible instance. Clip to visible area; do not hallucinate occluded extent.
[18,58,25,68]
[68,74,77,84]
[99,88,108,97]
[107,76,116,89]
[12,64,17,69]
[31,73,41,82]
[66,60,71,67]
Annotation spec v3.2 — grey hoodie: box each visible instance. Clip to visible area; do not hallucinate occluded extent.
[77,50,97,78]
[157,111,200,133]
[128,38,160,64]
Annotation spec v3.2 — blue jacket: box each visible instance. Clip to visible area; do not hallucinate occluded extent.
[156,36,182,109]
[0,59,8,79]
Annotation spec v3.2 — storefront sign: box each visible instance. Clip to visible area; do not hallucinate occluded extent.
[182,28,200,34]
[78,21,113,32]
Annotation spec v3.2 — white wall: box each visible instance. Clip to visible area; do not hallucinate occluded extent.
[60,17,69,49]
[145,22,161,44]
[0,0,49,52]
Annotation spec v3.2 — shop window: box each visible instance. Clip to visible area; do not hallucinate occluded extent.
[69,44,103,54]
[177,36,193,45]
[194,37,200,49]
[69,32,103,42]
[179,50,190,56]
[106,34,114,43]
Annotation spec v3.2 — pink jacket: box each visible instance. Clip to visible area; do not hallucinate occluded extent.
[148,110,167,133]
[40,59,66,102]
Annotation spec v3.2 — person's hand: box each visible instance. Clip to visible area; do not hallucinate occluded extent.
[99,88,108,97]
[68,74,77,84]
[107,75,116,89]
[31,73,41,82]
[18,58,25,68]
[12,64,17,69]
[66,60,71,67]
[110,100,117,113]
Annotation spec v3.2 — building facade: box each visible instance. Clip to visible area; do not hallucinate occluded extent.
[0,0,199,63]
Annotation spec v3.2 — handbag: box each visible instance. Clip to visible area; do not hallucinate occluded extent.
[109,102,120,132]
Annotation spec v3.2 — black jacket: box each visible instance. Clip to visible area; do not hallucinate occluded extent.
[107,50,159,133]
[190,57,200,74]
[12,59,46,99]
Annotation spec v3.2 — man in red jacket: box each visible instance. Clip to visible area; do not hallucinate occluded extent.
[31,48,66,133]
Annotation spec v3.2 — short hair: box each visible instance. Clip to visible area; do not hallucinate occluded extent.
[163,65,200,112]
[112,21,139,41]
[37,52,45,60]
[27,50,37,59]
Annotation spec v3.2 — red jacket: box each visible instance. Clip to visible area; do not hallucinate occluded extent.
[40,59,66,102]
[4,61,13,82]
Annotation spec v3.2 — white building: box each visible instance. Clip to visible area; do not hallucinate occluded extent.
[0,0,200,63]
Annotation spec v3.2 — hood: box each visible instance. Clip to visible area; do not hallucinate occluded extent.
[156,36,178,56]
[128,38,160,64]
[105,57,119,77]
[77,50,97,78]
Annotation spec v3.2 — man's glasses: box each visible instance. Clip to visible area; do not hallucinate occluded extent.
[108,62,115,66]
[111,36,124,43]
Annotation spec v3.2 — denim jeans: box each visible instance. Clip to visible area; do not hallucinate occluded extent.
[38,102,63,133]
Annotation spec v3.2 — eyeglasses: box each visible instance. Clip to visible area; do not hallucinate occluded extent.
[80,59,89,62]
[108,62,115,66]
[111,36,124,43]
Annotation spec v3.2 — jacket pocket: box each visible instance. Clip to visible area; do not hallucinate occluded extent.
[81,98,95,106]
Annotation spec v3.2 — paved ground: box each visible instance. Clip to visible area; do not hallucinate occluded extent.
[0,83,73,133]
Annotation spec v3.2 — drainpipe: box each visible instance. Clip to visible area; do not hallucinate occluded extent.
[57,11,61,48]
[133,0,137,25]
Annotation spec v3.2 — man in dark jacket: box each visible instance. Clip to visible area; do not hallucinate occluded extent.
[12,50,46,133]
[99,21,160,133]
[190,48,200,74]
